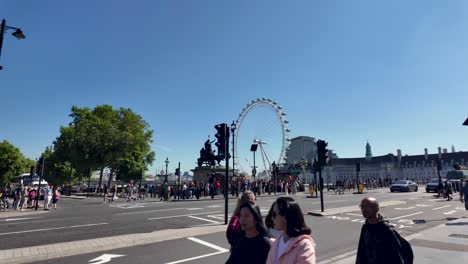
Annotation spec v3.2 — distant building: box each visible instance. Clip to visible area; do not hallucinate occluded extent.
[285,136,316,164]
[321,146,468,183]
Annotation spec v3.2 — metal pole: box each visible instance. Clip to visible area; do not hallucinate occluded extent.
[319,165,324,212]
[0,19,6,60]
[273,163,277,195]
[232,124,238,197]
[178,162,181,200]
[253,151,256,182]
[86,168,91,198]
[35,157,45,210]
[165,160,168,183]
[224,125,229,225]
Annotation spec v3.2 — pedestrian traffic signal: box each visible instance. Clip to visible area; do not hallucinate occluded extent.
[175,168,180,176]
[312,160,319,173]
[317,140,328,167]
[30,165,35,176]
[215,123,230,159]
[437,159,443,171]
[356,162,361,172]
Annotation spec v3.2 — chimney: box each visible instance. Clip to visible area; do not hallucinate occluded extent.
[397,149,402,161]
[443,148,448,154]
[424,148,428,160]
[438,147,442,159]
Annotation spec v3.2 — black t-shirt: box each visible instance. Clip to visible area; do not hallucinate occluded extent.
[227,234,271,264]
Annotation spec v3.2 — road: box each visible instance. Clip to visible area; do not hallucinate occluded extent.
[1,188,466,263]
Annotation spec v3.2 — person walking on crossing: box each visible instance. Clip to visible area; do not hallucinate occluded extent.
[460,179,468,210]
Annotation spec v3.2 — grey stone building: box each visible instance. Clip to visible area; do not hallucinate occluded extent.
[321,144,468,183]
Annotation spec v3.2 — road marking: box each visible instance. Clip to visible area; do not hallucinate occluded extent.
[0,223,108,236]
[432,205,451,211]
[3,217,42,221]
[443,211,457,215]
[188,237,229,252]
[206,205,223,208]
[415,204,432,207]
[310,200,348,205]
[115,208,186,215]
[346,213,362,216]
[188,216,221,224]
[389,212,422,220]
[148,211,221,220]
[186,208,203,211]
[165,237,228,264]
[89,254,125,264]
[456,207,465,210]
[395,207,416,210]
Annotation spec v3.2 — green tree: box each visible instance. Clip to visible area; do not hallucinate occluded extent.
[0,140,27,186]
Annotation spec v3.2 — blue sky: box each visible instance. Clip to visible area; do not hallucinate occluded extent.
[2,0,468,175]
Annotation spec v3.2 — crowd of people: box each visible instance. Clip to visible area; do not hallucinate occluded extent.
[0,184,61,212]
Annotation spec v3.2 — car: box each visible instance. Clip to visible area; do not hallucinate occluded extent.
[425,178,445,193]
[390,180,418,192]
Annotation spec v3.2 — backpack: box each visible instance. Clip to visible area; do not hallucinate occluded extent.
[383,222,414,264]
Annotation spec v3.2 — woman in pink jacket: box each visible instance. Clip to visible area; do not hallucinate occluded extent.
[266,197,316,264]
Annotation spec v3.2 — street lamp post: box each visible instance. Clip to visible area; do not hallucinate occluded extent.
[165,158,169,183]
[231,121,238,197]
[250,144,258,182]
[0,19,26,70]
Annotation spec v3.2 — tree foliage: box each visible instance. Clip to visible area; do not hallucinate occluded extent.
[51,105,155,185]
[0,140,31,186]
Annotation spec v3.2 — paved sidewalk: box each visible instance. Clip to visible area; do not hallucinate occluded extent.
[319,216,468,264]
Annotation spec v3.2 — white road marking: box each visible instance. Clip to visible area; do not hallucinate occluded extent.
[455,207,465,210]
[115,208,186,215]
[396,219,414,225]
[165,237,228,264]
[206,205,223,208]
[389,212,422,220]
[148,211,221,220]
[3,217,42,222]
[346,213,362,217]
[187,237,229,252]
[443,211,457,215]
[394,207,416,210]
[415,204,432,207]
[89,254,125,264]
[0,223,108,236]
[432,205,451,211]
[188,216,221,224]
[186,208,203,211]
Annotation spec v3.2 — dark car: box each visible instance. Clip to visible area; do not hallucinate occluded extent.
[390,180,418,192]
[425,178,445,193]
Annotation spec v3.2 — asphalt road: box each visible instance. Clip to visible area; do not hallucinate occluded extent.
[2,188,466,264]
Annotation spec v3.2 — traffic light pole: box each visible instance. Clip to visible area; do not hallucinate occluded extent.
[35,157,45,211]
[178,162,181,201]
[224,125,229,225]
[86,167,91,198]
[319,165,324,212]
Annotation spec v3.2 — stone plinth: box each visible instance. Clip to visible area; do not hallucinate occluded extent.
[191,166,226,183]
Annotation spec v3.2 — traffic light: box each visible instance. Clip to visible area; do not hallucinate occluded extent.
[215,123,230,159]
[175,168,180,176]
[36,157,44,176]
[30,165,35,176]
[356,162,361,172]
[312,160,318,173]
[317,140,328,167]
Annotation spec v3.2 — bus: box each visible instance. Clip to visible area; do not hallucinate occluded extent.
[10,173,49,194]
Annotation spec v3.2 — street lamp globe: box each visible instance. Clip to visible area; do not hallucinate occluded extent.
[12,28,26,39]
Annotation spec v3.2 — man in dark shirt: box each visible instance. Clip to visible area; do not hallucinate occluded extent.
[460,179,468,210]
[356,197,404,264]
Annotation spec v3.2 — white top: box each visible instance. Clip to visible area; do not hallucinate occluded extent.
[276,234,290,262]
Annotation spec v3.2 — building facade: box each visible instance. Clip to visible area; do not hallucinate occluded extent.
[321,146,468,184]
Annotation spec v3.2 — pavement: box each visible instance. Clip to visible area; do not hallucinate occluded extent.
[322,216,468,264]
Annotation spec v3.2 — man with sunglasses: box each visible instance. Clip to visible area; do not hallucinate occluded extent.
[355,197,407,264]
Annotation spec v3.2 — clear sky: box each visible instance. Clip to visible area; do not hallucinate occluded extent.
[2,0,468,175]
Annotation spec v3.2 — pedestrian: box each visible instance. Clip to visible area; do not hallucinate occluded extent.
[103,184,108,203]
[226,190,256,250]
[226,203,271,264]
[52,187,60,209]
[265,201,282,238]
[460,179,468,210]
[44,185,53,210]
[266,197,316,264]
[444,181,453,201]
[356,197,410,264]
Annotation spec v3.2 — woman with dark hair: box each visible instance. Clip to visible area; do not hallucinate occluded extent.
[226,190,256,249]
[226,203,271,264]
[265,201,282,238]
[266,197,316,264]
